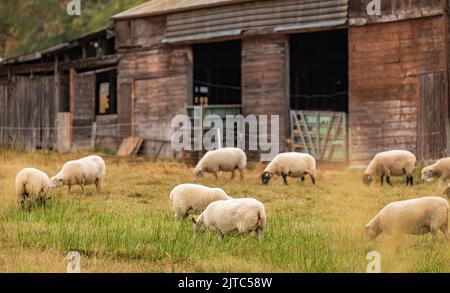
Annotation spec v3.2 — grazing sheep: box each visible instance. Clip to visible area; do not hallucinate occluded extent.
[50,155,106,194]
[261,152,316,185]
[362,150,416,186]
[15,168,51,208]
[193,148,247,181]
[421,158,450,184]
[192,198,266,240]
[169,184,233,220]
[365,196,449,239]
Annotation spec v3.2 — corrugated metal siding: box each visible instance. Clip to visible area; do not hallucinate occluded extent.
[113,0,256,20]
[164,0,348,43]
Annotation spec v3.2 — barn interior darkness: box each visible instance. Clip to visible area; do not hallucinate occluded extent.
[290,29,348,113]
[193,40,241,106]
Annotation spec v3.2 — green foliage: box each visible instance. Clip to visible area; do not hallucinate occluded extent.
[0,0,148,58]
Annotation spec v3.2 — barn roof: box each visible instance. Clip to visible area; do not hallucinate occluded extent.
[112,0,257,20]
[0,27,115,65]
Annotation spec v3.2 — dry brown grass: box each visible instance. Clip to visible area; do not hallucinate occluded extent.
[0,148,449,272]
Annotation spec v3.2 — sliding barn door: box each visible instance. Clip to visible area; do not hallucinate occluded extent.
[417,72,447,161]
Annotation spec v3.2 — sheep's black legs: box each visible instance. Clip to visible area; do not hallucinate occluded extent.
[386,176,393,186]
[282,174,288,185]
[406,175,414,186]
[310,174,316,185]
[301,176,305,182]
[380,176,384,186]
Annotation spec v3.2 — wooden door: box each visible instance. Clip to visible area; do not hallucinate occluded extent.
[417,72,447,161]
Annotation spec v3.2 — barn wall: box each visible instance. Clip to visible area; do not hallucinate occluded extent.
[115,16,166,50]
[242,34,290,159]
[0,76,56,150]
[349,15,448,163]
[96,114,121,150]
[118,46,191,158]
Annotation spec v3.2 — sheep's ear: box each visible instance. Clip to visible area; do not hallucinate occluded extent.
[192,217,197,224]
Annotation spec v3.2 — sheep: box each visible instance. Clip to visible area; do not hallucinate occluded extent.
[421,158,450,185]
[261,152,316,185]
[15,168,51,209]
[193,147,247,181]
[362,150,416,186]
[192,198,266,240]
[169,184,233,220]
[365,196,449,240]
[50,155,106,194]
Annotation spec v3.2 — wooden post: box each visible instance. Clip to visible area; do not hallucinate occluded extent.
[69,68,76,148]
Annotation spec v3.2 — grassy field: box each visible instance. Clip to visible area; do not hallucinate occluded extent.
[0,147,449,273]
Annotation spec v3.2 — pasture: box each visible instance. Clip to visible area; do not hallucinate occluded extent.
[0,147,449,273]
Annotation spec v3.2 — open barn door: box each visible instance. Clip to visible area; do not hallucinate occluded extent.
[417,71,447,161]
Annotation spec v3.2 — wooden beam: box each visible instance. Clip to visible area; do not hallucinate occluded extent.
[0,55,119,75]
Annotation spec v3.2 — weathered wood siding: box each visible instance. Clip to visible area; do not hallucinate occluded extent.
[349,15,447,163]
[118,45,191,158]
[0,76,56,150]
[118,83,133,137]
[115,16,167,50]
[417,71,447,160]
[164,0,348,43]
[242,34,290,159]
[96,115,121,150]
[72,72,96,150]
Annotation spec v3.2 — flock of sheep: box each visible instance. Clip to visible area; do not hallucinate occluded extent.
[13,147,450,241]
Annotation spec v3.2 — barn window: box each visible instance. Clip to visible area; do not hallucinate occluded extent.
[290,29,348,113]
[95,70,117,115]
[193,40,241,106]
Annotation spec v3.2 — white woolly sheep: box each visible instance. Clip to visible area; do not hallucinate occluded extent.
[261,152,316,185]
[193,148,247,181]
[169,183,233,220]
[192,198,266,240]
[15,168,51,208]
[365,196,449,239]
[50,155,106,194]
[421,158,450,184]
[362,150,416,186]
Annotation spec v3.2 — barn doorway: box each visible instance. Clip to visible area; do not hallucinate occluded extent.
[290,29,348,112]
[193,40,241,106]
[289,29,349,162]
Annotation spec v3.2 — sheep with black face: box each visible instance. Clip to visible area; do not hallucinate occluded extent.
[362,150,416,186]
[261,152,316,186]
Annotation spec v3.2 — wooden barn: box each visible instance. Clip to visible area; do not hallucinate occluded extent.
[1,0,450,165]
[0,27,119,152]
[111,0,450,164]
